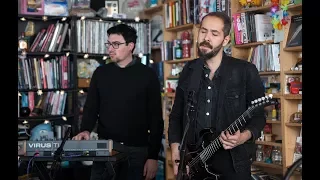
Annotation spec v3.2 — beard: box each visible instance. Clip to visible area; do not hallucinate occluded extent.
[111,57,121,63]
[197,40,224,60]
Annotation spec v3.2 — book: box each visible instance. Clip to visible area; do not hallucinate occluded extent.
[286,14,302,47]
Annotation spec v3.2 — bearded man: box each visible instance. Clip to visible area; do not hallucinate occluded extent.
[168,12,266,180]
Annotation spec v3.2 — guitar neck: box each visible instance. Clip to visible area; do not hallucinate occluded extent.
[187,95,275,170]
[198,110,253,162]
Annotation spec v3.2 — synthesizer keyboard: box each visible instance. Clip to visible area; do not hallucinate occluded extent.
[24,139,114,157]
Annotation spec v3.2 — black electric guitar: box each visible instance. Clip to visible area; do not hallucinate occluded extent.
[178,94,277,180]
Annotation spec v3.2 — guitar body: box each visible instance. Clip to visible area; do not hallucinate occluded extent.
[184,128,221,180]
[177,94,276,180]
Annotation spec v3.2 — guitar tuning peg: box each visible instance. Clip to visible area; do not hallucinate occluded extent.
[254,99,258,103]
[269,94,273,99]
[258,98,261,101]
[261,97,265,101]
[251,101,254,104]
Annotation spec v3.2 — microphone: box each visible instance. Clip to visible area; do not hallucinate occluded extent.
[177,56,204,180]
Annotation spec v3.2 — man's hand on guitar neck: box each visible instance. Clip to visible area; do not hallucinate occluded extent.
[219,130,252,150]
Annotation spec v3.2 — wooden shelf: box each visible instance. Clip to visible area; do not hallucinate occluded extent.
[283,46,302,52]
[266,120,281,124]
[259,71,280,75]
[234,40,274,48]
[285,122,302,127]
[19,51,68,57]
[237,5,272,13]
[165,57,195,64]
[284,70,302,75]
[283,94,302,99]
[142,5,163,14]
[236,3,301,13]
[255,140,282,147]
[252,161,283,169]
[165,23,194,32]
[18,14,69,21]
[288,4,302,11]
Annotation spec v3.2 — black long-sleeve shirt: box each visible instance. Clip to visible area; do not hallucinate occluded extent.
[80,60,164,160]
[194,64,221,141]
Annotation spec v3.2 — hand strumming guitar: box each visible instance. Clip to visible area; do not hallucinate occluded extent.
[219,130,252,150]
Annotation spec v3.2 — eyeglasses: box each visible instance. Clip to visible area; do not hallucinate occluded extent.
[105,42,126,49]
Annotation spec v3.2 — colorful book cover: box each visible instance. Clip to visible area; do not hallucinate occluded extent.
[20,0,45,15]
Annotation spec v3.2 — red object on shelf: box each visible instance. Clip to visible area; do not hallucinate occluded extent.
[181,31,191,58]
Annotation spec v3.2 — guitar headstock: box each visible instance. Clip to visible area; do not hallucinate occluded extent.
[249,94,277,109]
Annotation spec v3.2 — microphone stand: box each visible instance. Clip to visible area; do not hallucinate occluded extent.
[50,126,71,180]
[177,91,196,180]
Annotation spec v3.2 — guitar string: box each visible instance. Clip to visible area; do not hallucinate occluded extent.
[201,109,250,162]
[187,102,262,170]
[188,108,251,167]
[187,106,254,170]
[185,98,271,176]
[201,101,268,162]
[193,99,269,166]
[201,104,260,162]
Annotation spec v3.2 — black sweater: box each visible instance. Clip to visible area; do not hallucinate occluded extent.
[80,61,164,160]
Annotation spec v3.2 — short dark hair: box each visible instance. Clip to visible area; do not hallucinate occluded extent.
[107,24,138,51]
[200,12,232,37]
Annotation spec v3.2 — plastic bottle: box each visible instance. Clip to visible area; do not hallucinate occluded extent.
[181,31,191,58]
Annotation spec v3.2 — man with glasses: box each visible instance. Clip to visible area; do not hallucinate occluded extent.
[73,24,163,180]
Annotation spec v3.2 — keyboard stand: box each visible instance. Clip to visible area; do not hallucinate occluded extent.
[32,161,53,180]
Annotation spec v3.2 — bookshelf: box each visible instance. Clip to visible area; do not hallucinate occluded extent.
[231,1,302,179]
[18,15,78,143]
[139,1,164,65]
[156,0,302,179]
[139,1,168,179]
